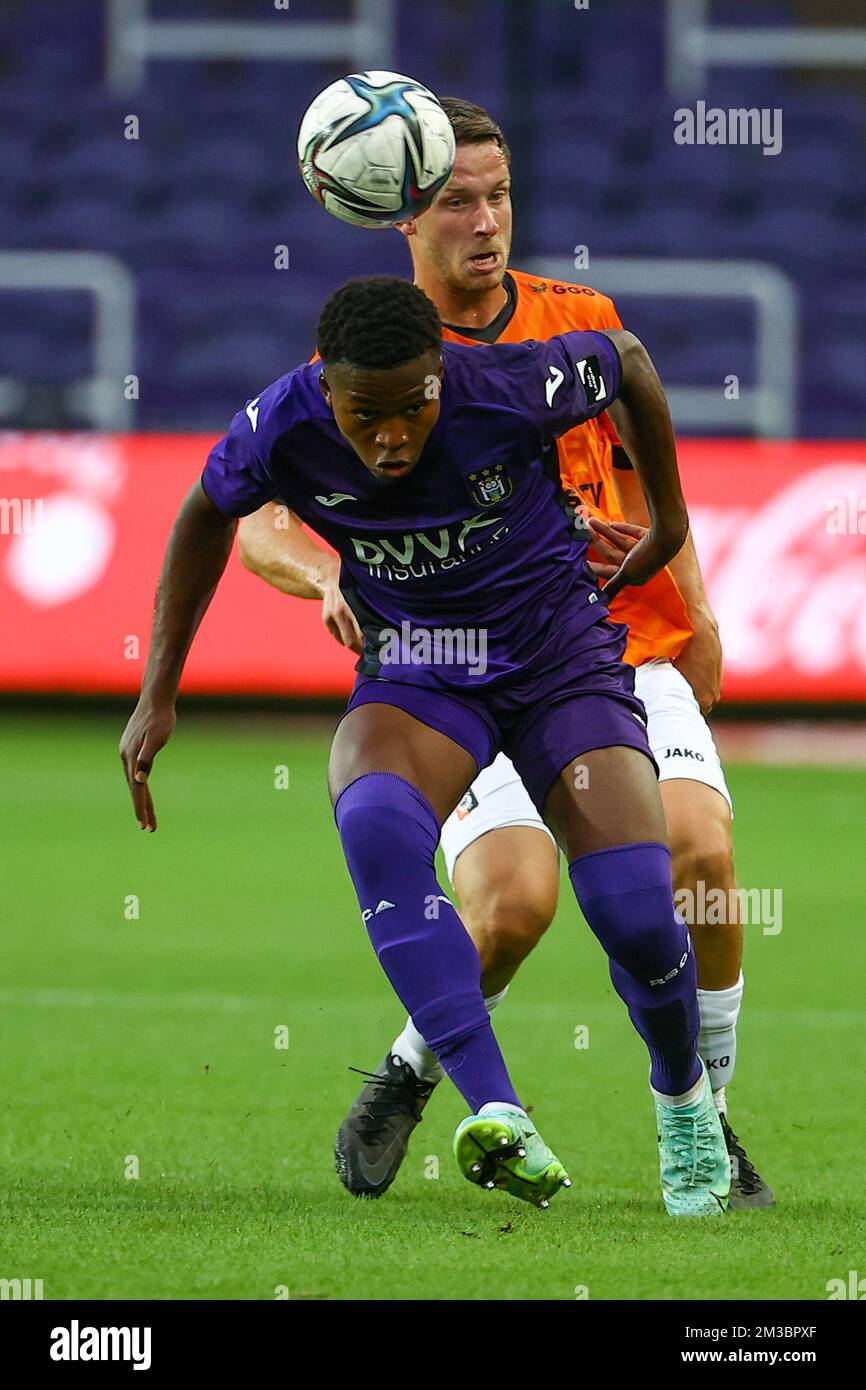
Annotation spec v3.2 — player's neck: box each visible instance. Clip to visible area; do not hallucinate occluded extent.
[415,275,509,331]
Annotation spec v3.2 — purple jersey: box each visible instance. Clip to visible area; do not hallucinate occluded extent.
[202,330,622,689]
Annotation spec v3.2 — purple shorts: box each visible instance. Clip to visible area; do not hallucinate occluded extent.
[341,615,656,815]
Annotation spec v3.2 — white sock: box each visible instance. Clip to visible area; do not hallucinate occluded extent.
[391,986,509,1085]
[479,1100,527,1118]
[697,972,743,1098]
[651,1070,707,1109]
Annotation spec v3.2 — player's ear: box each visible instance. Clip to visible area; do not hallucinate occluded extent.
[393,218,417,240]
[319,372,332,405]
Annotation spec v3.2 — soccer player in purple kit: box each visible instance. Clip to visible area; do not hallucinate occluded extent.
[120,275,730,1215]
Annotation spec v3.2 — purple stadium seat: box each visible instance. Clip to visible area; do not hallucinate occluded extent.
[0,324,91,382]
[25,193,138,252]
[0,0,860,432]
[48,137,153,198]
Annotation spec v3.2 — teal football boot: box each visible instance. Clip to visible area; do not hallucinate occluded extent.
[655,1064,731,1216]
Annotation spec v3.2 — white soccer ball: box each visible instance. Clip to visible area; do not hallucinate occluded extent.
[297,71,456,228]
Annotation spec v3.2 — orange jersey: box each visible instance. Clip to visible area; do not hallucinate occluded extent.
[442,267,693,666]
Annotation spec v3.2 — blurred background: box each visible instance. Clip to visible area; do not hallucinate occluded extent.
[2,1,865,1303]
[1,0,865,713]
[1,0,865,431]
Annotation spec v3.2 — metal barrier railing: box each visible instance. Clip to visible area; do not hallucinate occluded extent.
[667,0,866,93]
[525,255,799,439]
[105,0,396,89]
[0,251,136,431]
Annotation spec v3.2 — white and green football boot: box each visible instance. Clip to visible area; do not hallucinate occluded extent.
[453,1103,570,1209]
[655,1064,731,1217]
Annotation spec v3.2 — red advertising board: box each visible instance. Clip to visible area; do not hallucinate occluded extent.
[1,433,864,700]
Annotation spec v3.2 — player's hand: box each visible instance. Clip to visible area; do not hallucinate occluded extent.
[596,518,677,602]
[586,517,647,579]
[119,700,177,831]
[673,610,723,715]
[320,566,363,654]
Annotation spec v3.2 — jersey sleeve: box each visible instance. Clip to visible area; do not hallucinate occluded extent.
[201,398,279,518]
[520,329,623,441]
[582,294,625,449]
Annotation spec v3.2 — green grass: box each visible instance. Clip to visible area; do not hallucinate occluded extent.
[1,714,864,1300]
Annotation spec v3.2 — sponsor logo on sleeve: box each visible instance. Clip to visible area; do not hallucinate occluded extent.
[576,355,606,404]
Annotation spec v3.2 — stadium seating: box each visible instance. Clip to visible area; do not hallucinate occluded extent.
[0,0,863,435]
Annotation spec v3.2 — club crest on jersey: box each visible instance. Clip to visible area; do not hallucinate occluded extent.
[467,464,512,508]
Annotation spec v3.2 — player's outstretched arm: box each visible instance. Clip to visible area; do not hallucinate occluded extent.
[610,468,722,713]
[598,329,689,601]
[237,502,362,652]
[119,482,237,831]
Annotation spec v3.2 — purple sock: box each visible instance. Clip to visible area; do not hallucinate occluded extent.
[569,842,701,1096]
[335,772,522,1112]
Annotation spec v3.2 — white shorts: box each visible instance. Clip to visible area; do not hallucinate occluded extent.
[438,658,732,883]
[635,658,732,812]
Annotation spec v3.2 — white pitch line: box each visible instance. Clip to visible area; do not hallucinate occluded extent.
[504,1002,865,1028]
[0,987,271,1014]
[0,989,860,1031]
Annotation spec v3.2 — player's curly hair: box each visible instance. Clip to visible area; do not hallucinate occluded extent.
[317,276,442,369]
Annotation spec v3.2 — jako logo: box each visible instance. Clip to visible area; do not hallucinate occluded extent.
[50,1321,152,1370]
[826,1271,866,1300]
[663,747,705,762]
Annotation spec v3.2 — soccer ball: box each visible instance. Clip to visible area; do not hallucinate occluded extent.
[297,71,456,228]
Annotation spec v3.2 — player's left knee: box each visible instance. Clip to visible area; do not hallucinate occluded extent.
[463,882,555,976]
[669,804,734,895]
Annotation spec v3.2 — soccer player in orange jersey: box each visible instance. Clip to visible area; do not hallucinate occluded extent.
[238,97,772,1209]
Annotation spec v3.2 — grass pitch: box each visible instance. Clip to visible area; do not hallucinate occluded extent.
[2,714,864,1301]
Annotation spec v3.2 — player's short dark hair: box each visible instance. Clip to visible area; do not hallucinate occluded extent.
[317,276,442,370]
[438,96,511,168]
